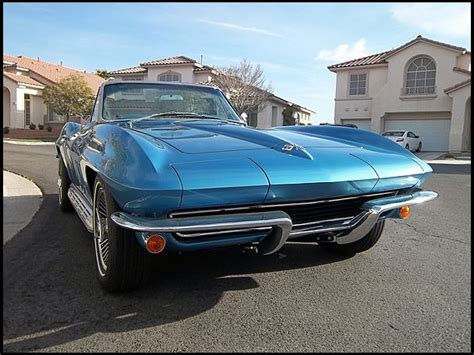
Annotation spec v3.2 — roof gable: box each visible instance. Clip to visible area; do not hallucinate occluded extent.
[328,35,468,72]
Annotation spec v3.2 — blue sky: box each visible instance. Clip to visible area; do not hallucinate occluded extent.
[3,2,471,123]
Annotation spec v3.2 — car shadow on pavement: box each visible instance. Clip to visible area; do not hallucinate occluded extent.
[3,194,351,352]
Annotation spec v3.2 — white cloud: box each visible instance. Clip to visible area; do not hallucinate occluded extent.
[197,19,284,38]
[390,3,471,38]
[316,39,369,62]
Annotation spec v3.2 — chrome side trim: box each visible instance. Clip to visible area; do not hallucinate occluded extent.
[168,191,396,218]
[175,227,273,238]
[68,185,94,232]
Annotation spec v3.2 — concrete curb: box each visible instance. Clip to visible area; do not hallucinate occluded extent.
[3,170,44,245]
[3,139,56,146]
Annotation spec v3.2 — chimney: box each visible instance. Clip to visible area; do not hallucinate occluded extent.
[37,57,40,62]
[60,61,63,66]
[200,55,203,64]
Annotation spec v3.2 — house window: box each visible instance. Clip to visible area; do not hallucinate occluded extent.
[158,71,181,82]
[404,56,436,95]
[349,73,367,96]
[24,94,31,126]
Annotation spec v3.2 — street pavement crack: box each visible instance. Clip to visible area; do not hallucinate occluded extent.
[391,220,469,245]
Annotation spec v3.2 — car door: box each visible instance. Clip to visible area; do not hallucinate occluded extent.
[407,131,416,149]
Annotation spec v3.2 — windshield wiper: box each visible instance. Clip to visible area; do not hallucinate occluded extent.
[128,112,232,128]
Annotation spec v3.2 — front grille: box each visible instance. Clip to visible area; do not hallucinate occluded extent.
[169,190,402,225]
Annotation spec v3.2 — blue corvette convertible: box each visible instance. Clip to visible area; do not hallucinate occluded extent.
[56,81,438,292]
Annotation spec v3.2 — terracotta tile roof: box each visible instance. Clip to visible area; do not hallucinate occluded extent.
[3,54,105,91]
[328,35,469,71]
[193,65,214,72]
[141,55,196,67]
[327,50,392,70]
[109,66,147,75]
[3,72,45,87]
[444,79,471,94]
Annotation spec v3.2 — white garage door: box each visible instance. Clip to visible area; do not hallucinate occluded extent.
[384,119,451,151]
[341,119,371,131]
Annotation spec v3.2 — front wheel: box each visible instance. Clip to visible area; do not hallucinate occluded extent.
[416,142,422,152]
[93,176,151,292]
[319,220,385,256]
[405,144,410,151]
[58,157,73,212]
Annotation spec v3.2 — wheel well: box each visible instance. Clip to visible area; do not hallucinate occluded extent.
[85,166,97,197]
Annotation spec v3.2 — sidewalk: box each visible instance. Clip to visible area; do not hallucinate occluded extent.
[3,170,43,244]
[415,151,471,165]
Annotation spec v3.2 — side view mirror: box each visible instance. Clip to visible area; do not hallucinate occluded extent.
[240,112,248,123]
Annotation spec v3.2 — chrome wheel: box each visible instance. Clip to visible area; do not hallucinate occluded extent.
[94,184,110,277]
[57,176,62,205]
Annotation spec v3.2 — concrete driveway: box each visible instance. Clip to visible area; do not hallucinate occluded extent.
[3,170,43,244]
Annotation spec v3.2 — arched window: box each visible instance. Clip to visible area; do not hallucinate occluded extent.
[404,56,436,95]
[158,71,181,82]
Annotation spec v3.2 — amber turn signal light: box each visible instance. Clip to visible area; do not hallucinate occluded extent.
[399,206,410,219]
[146,235,166,254]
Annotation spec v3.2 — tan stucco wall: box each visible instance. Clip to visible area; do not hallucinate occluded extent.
[447,84,471,152]
[3,87,11,127]
[456,53,471,71]
[30,95,47,126]
[257,100,285,128]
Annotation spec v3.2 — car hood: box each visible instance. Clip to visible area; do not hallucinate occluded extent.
[127,120,429,208]
[131,119,355,154]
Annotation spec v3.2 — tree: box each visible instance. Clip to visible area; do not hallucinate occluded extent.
[282,106,296,126]
[95,69,110,79]
[43,74,95,122]
[210,59,273,115]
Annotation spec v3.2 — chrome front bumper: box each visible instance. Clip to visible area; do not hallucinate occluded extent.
[111,190,438,254]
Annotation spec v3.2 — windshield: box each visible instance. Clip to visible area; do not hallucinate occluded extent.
[383,131,404,137]
[102,83,240,122]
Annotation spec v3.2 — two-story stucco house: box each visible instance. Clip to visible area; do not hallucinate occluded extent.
[109,55,314,128]
[329,36,471,152]
[3,54,105,129]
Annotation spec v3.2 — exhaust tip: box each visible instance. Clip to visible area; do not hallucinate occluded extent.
[146,234,166,254]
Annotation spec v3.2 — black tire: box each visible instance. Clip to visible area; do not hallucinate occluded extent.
[93,176,151,292]
[405,144,410,150]
[319,220,385,256]
[58,157,73,212]
[416,142,422,152]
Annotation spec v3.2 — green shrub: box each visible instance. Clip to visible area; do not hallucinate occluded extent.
[46,125,52,132]
[38,124,44,130]
[3,126,9,134]
[29,123,36,130]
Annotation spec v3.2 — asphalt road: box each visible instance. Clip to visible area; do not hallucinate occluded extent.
[3,143,471,352]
